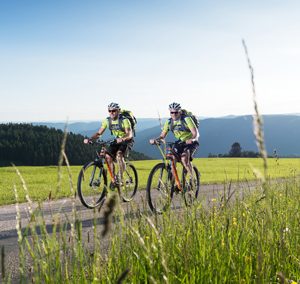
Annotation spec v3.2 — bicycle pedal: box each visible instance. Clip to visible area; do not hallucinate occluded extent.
[92,181,100,187]
[184,184,194,193]
[109,182,117,190]
[174,186,182,194]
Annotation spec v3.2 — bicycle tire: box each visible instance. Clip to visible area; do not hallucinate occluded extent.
[182,165,201,206]
[117,163,138,202]
[146,163,174,214]
[77,161,107,209]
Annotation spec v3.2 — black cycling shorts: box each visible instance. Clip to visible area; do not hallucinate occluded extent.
[173,141,199,160]
[107,139,134,158]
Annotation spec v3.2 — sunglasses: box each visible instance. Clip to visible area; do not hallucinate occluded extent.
[108,110,117,113]
[170,111,179,114]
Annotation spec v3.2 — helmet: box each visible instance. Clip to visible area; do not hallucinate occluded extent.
[108,102,120,110]
[168,102,181,111]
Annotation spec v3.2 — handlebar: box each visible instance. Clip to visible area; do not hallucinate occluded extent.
[151,138,165,145]
[151,139,184,147]
[150,139,185,161]
[86,139,116,146]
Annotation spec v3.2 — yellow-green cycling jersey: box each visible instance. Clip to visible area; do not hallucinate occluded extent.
[101,117,131,138]
[163,116,197,142]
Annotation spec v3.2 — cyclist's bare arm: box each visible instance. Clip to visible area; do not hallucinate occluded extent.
[116,128,133,143]
[149,131,167,145]
[186,127,199,144]
[83,127,105,144]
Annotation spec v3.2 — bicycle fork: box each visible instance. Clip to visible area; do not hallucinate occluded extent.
[171,159,182,191]
[105,159,116,183]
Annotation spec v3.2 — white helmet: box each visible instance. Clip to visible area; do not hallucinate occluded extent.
[168,102,181,111]
[108,102,120,110]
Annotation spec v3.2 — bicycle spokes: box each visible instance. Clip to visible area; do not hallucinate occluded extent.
[117,163,138,202]
[77,162,107,209]
[146,163,173,213]
[182,166,200,206]
[89,166,103,188]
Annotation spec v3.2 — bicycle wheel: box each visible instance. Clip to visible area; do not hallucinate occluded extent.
[77,161,107,208]
[117,163,138,202]
[182,166,200,206]
[146,163,174,214]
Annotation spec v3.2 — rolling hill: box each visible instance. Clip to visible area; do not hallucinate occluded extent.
[33,115,300,158]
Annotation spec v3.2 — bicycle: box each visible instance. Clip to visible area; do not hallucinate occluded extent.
[77,139,138,209]
[146,139,200,214]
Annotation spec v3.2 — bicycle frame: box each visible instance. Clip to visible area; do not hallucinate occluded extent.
[94,140,117,183]
[155,141,183,191]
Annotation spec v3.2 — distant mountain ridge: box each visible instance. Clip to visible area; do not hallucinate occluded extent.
[32,115,300,158]
[33,118,161,136]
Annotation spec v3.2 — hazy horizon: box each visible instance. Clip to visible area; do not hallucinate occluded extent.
[1,112,300,124]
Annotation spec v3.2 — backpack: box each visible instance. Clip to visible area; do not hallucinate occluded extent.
[169,109,199,132]
[108,109,137,136]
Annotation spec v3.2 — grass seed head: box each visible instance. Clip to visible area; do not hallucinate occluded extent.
[102,193,118,237]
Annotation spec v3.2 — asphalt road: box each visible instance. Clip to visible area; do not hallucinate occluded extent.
[0,181,257,282]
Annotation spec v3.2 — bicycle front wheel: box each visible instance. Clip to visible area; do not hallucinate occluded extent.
[77,161,107,209]
[182,166,200,206]
[146,163,174,214]
[117,163,138,202]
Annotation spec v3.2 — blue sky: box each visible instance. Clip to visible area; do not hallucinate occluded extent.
[0,0,299,122]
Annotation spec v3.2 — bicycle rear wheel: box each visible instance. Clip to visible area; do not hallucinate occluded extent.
[77,161,107,208]
[117,163,138,202]
[182,166,200,206]
[146,163,174,214]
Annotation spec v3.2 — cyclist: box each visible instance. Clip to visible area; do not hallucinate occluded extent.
[149,102,199,176]
[84,102,134,185]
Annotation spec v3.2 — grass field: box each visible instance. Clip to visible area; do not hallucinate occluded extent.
[4,162,300,283]
[0,158,299,206]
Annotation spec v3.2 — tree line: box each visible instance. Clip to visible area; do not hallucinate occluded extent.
[208,142,260,158]
[0,123,150,166]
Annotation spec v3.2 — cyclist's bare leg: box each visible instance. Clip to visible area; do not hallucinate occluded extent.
[105,154,115,179]
[181,150,195,193]
[181,151,193,176]
[116,150,125,177]
[170,159,177,181]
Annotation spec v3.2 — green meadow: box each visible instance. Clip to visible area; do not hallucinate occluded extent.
[0,158,299,206]
[3,160,300,283]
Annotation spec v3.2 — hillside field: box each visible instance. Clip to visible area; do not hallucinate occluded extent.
[0,158,299,206]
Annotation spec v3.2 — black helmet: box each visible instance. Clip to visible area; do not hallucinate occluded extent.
[108,102,120,110]
[168,102,181,111]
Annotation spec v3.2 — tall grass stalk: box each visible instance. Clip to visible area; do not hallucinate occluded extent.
[241,39,294,282]
[242,39,273,222]
[56,124,68,197]
[242,39,268,182]
[1,246,4,281]
[13,165,33,217]
[13,184,26,283]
